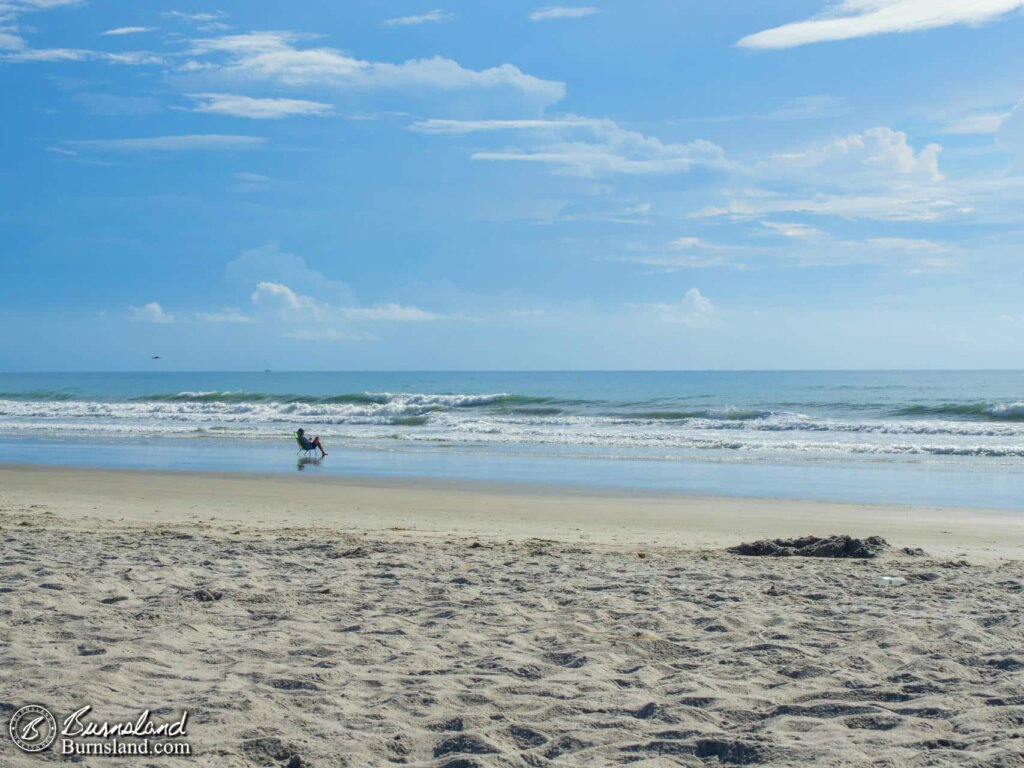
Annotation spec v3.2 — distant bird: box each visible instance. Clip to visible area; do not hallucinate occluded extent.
[151,355,161,360]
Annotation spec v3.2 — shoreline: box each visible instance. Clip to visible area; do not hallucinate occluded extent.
[2,463,1021,561]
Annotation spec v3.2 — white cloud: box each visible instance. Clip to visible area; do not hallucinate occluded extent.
[66,134,266,152]
[761,127,942,184]
[188,92,333,119]
[250,281,442,326]
[130,302,174,323]
[183,31,565,106]
[761,221,823,238]
[187,31,302,56]
[529,6,601,21]
[695,127,957,223]
[0,28,25,49]
[738,0,1024,49]
[384,9,453,27]
[671,236,737,251]
[414,115,730,177]
[643,289,717,327]
[226,242,357,303]
[251,281,326,316]
[100,26,156,36]
[0,4,161,63]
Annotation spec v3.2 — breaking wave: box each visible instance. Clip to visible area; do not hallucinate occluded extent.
[1,388,1023,461]
[895,402,1024,422]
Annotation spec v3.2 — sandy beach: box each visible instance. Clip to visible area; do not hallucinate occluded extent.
[1,465,1022,766]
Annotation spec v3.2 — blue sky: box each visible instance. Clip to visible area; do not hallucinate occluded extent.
[3,0,1024,370]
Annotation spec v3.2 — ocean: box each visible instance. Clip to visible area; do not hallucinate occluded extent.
[1,370,1022,509]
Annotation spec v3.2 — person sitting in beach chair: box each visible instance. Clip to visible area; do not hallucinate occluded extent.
[295,428,328,457]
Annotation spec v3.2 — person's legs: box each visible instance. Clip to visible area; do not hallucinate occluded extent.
[313,435,327,456]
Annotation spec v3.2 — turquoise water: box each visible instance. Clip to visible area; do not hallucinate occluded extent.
[1,370,1023,508]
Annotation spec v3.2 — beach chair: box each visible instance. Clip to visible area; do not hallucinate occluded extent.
[294,432,318,457]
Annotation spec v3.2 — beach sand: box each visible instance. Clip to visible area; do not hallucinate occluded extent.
[1,465,1022,766]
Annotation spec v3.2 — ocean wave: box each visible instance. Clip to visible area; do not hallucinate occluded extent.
[134,390,551,407]
[0,392,553,427]
[1,387,1024,462]
[616,408,773,421]
[4,397,1024,437]
[895,402,1024,422]
[0,389,79,401]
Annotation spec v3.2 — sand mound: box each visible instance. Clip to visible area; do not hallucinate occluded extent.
[728,534,889,558]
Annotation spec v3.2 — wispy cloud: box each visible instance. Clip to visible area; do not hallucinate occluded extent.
[738,0,1024,49]
[414,115,730,177]
[529,6,601,21]
[410,117,602,134]
[1,44,163,65]
[67,134,266,152]
[233,171,271,192]
[617,231,960,273]
[130,302,174,323]
[613,238,758,270]
[693,191,965,223]
[0,0,82,23]
[188,92,333,119]
[1,46,90,61]
[161,9,229,31]
[383,9,453,27]
[939,111,1008,135]
[196,308,254,323]
[100,26,156,36]
[341,304,441,321]
[181,31,565,107]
